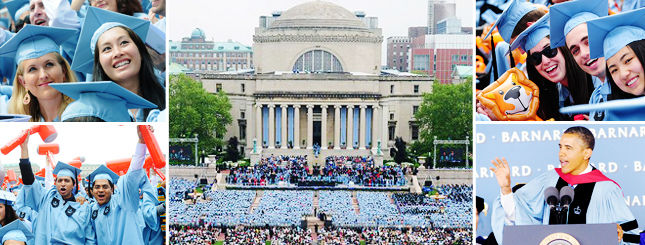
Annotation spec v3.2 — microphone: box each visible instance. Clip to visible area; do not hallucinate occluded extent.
[559,186,575,208]
[544,187,559,207]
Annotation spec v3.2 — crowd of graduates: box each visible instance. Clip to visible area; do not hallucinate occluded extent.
[476,0,645,121]
[0,0,166,122]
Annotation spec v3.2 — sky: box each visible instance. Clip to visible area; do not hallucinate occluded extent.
[168,0,474,65]
[0,124,169,169]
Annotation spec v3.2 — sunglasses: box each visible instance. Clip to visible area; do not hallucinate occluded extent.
[527,46,559,65]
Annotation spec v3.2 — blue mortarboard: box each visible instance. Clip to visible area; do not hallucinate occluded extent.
[71,7,150,74]
[35,175,45,182]
[53,161,81,179]
[0,25,76,65]
[0,190,16,205]
[0,18,9,30]
[549,0,607,48]
[4,0,29,22]
[560,97,645,121]
[0,220,33,243]
[0,114,31,122]
[88,165,119,185]
[587,8,645,59]
[484,0,537,42]
[509,13,550,54]
[49,81,157,122]
[146,24,165,54]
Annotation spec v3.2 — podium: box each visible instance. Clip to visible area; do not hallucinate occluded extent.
[503,223,618,245]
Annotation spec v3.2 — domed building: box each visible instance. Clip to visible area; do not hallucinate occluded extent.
[196,1,433,164]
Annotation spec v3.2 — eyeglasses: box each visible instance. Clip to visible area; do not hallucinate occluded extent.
[527,46,559,65]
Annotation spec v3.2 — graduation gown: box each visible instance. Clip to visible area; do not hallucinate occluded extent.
[139,176,163,245]
[91,168,148,245]
[22,183,95,245]
[491,168,638,244]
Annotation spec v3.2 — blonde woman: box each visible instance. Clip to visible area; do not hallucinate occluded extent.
[1,25,78,122]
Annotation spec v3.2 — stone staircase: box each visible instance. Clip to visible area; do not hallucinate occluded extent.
[249,190,263,213]
[351,191,360,214]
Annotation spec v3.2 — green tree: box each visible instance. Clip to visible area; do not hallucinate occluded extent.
[170,74,232,154]
[225,137,241,162]
[416,77,473,157]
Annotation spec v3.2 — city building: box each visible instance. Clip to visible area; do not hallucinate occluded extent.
[386,36,410,71]
[427,0,456,34]
[192,1,434,164]
[169,28,253,72]
[410,34,472,83]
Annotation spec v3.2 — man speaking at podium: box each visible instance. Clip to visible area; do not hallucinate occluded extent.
[489,126,640,244]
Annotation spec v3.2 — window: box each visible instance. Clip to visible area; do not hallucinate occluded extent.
[461,55,468,62]
[411,125,419,140]
[216,83,222,92]
[390,85,394,93]
[413,85,419,93]
[293,50,343,72]
[240,111,245,119]
[452,55,459,62]
[413,55,429,71]
[240,124,246,140]
[388,126,395,141]
[241,84,245,93]
[413,106,419,115]
[389,113,394,120]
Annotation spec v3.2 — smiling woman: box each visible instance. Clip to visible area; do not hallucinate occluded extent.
[0,25,78,122]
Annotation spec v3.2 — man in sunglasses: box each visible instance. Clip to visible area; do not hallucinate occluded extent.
[550,0,610,121]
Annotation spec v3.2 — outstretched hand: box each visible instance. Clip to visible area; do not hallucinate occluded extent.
[490,157,512,195]
[19,129,30,159]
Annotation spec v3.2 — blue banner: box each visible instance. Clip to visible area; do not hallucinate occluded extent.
[476,123,645,237]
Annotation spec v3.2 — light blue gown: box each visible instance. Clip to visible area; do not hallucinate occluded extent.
[90,168,148,245]
[588,75,611,121]
[21,182,95,244]
[139,176,163,245]
[491,170,637,244]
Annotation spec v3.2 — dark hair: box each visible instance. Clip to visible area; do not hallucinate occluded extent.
[511,9,547,40]
[117,0,143,16]
[92,26,166,120]
[563,126,595,150]
[607,39,645,100]
[526,41,593,120]
[0,204,20,226]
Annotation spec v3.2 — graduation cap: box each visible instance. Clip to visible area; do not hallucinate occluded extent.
[71,7,150,74]
[49,81,157,122]
[4,0,29,22]
[484,0,537,42]
[0,25,76,65]
[559,96,645,121]
[0,114,31,122]
[54,161,81,180]
[146,24,165,54]
[509,13,550,54]
[88,165,119,186]
[549,0,607,48]
[587,8,645,59]
[0,190,16,205]
[0,220,33,243]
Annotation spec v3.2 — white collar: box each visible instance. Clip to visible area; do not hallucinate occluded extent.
[579,164,593,175]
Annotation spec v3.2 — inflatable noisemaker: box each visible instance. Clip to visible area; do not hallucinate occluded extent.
[143,156,166,181]
[5,169,17,185]
[37,143,59,170]
[68,160,83,169]
[477,68,542,121]
[1,125,57,155]
[106,158,131,176]
[138,125,166,169]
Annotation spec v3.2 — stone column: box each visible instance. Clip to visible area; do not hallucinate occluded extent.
[307,105,314,149]
[281,105,288,149]
[294,105,301,149]
[382,105,389,146]
[334,105,341,149]
[346,105,354,149]
[268,104,275,149]
[321,105,328,150]
[359,105,366,149]
[255,103,262,149]
[372,105,380,151]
